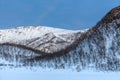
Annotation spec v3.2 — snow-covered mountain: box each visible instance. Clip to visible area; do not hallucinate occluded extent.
[0,6,120,71]
[0,26,85,53]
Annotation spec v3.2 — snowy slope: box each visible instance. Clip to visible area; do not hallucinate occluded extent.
[0,6,120,72]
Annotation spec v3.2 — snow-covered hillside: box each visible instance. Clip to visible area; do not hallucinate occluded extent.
[21,6,120,71]
[0,6,120,72]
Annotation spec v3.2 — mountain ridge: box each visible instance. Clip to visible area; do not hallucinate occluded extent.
[0,26,86,54]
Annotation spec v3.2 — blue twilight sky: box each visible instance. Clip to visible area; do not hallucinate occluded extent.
[0,0,120,30]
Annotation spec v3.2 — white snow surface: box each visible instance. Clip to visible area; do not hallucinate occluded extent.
[0,68,119,80]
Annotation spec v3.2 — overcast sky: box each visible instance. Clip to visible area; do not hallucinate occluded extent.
[0,0,120,30]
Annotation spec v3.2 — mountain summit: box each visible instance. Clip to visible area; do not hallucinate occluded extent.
[0,6,120,71]
[101,6,120,24]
